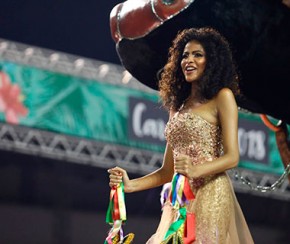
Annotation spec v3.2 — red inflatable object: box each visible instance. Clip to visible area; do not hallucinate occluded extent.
[110,0,194,42]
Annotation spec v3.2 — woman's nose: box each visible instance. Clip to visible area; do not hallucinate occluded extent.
[187,55,195,62]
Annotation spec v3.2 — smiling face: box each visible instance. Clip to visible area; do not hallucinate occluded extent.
[180,40,206,83]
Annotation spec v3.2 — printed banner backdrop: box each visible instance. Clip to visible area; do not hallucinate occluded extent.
[238,113,283,175]
[0,60,285,174]
[0,61,163,153]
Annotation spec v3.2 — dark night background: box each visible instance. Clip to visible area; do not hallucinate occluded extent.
[0,0,123,64]
[0,1,290,243]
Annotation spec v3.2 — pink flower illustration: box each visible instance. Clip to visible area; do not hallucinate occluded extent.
[0,72,28,124]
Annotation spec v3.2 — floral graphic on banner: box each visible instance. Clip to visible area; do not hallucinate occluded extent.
[0,71,28,124]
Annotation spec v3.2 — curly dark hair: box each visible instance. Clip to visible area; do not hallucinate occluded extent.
[159,27,240,111]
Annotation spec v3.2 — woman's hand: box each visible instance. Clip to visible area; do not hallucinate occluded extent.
[107,166,132,192]
[174,154,201,178]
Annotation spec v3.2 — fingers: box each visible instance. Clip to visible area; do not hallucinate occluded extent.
[174,154,190,176]
[109,172,122,183]
[175,154,188,162]
[174,164,189,173]
[174,155,188,167]
[107,167,126,188]
[108,166,126,176]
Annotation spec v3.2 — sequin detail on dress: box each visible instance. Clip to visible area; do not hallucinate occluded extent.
[165,112,223,191]
[146,112,254,244]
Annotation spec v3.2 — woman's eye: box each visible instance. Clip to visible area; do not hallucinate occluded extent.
[194,53,203,57]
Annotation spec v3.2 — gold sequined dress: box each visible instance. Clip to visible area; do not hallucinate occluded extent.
[146,112,254,244]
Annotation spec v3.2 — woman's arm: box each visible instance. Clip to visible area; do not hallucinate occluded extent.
[175,88,239,178]
[197,87,239,176]
[108,143,174,193]
[108,111,175,193]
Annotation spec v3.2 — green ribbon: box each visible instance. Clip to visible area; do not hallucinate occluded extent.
[164,207,186,240]
[105,195,114,224]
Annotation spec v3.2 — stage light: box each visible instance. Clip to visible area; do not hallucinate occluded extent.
[98,64,109,78]
[122,70,132,84]
[49,53,60,62]
[24,48,34,56]
[74,58,85,68]
[0,41,8,50]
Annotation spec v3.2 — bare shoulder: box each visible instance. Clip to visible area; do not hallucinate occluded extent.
[215,88,238,120]
[215,88,236,107]
[215,88,237,113]
[216,88,235,102]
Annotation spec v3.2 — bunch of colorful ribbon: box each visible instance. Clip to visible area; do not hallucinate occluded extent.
[105,182,128,244]
[163,173,196,243]
[170,173,195,209]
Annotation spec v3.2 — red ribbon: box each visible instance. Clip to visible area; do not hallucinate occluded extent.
[184,178,195,201]
[113,188,120,220]
[184,212,196,244]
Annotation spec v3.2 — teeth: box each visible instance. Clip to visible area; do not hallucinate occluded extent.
[186,67,196,71]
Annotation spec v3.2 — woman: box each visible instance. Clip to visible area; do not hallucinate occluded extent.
[108,27,254,243]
